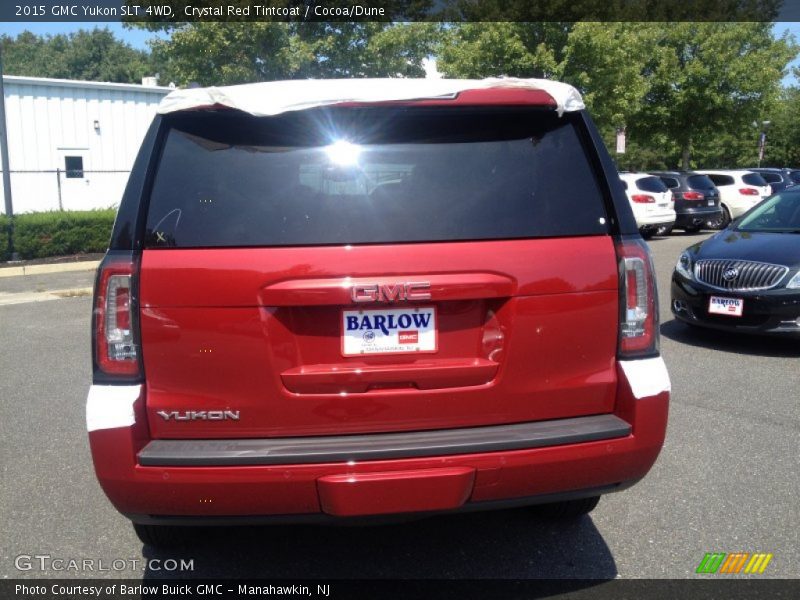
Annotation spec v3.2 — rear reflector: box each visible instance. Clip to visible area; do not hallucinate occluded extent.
[94,256,140,377]
[739,188,759,196]
[631,194,655,204]
[682,191,704,200]
[616,238,659,358]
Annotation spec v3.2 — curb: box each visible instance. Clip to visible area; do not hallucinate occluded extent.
[0,286,94,306]
[0,260,100,278]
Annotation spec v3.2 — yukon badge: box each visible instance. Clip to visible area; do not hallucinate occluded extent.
[157,410,240,421]
[351,281,431,303]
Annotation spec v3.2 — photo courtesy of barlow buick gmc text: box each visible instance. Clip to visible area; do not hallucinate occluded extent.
[0,3,798,599]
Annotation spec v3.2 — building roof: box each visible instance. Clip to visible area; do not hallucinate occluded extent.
[2,75,172,94]
[157,77,585,118]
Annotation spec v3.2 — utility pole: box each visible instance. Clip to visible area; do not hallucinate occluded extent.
[0,43,16,259]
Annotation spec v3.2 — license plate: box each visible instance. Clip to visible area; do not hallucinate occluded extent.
[708,199,714,206]
[342,307,437,356]
[708,296,743,317]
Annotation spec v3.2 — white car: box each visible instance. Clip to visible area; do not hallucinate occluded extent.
[694,170,771,228]
[619,172,676,239]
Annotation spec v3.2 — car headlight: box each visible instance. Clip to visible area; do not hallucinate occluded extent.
[787,270,800,289]
[675,251,694,280]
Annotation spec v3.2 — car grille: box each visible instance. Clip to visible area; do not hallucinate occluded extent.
[694,259,789,291]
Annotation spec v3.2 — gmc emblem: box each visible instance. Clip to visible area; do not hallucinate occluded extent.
[351,281,432,303]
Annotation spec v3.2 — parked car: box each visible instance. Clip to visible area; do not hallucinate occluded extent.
[87,78,670,546]
[672,187,800,337]
[781,168,800,186]
[745,168,798,194]
[649,171,722,233]
[695,170,771,229]
[618,172,677,238]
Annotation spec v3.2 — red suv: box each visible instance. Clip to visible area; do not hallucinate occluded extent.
[87,79,670,546]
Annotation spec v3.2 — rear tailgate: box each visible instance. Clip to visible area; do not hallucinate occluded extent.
[139,105,619,439]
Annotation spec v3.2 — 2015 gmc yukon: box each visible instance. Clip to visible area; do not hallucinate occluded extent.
[86,78,670,546]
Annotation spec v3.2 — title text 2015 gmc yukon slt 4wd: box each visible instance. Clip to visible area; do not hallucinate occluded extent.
[87,79,670,547]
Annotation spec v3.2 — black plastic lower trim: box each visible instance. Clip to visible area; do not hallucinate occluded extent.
[137,414,631,467]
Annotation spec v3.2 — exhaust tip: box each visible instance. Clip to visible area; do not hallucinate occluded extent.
[673,299,687,313]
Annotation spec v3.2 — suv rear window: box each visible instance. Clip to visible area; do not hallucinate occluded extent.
[742,173,768,187]
[635,176,668,193]
[707,174,735,186]
[686,175,715,190]
[758,172,782,183]
[145,108,608,248]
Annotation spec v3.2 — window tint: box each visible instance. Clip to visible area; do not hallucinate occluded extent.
[686,175,715,190]
[64,156,83,179]
[742,173,768,187]
[146,108,609,248]
[758,172,782,183]
[659,177,680,189]
[707,174,734,186]
[788,170,800,184]
[635,176,668,193]
[620,179,628,190]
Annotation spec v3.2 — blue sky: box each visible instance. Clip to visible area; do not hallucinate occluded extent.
[4,21,800,86]
[1,22,167,49]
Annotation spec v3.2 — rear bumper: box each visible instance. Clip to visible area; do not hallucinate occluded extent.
[674,207,721,228]
[635,212,676,228]
[87,359,670,521]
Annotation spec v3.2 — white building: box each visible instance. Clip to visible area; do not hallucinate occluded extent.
[0,75,172,214]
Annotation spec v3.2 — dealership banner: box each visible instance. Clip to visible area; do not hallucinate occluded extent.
[3,0,800,22]
[3,579,800,600]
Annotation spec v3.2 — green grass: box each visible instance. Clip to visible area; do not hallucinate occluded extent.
[0,209,116,261]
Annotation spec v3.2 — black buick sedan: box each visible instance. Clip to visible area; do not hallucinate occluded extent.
[671,188,800,336]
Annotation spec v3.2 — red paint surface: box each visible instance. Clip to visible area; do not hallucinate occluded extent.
[139,237,620,438]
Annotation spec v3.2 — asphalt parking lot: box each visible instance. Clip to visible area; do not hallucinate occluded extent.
[0,232,798,580]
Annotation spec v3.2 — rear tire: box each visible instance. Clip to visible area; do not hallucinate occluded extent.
[683,223,702,233]
[532,495,601,519]
[706,206,731,230]
[639,227,655,240]
[133,523,197,548]
[655,225,673,236]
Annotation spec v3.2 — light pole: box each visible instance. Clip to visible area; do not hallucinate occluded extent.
[757,120,771,168]
[0,42,15,260]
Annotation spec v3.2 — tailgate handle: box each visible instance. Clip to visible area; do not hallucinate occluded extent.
[260,273,515,306]
[282,358,498,394]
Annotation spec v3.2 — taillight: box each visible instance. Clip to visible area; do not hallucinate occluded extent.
[739,188,758,196]
[93,255,141,378]
[616,238,659,358]
[631,194,655,204]
[682,191,704,200]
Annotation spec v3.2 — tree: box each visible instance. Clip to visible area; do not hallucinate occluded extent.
[436,23,571,79]
[560,23,652,131]
[146,23,441,86]
[758,87,800,168]
[0,28,152,83]
[632,23,796,169]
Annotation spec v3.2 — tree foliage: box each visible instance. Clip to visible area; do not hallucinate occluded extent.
[631,23,796,169]
[437,23,570,79]
[148,22,441,86]
[438,22,796,168]
[1,28,151,83]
